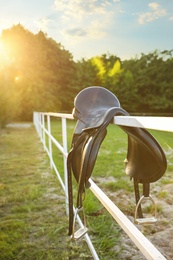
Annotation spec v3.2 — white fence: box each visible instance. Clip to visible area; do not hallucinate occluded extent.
[33,112,173,260]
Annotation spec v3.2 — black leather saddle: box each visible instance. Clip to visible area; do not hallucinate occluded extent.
[67,86,167,239]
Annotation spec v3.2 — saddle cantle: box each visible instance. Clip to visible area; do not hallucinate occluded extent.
[67,86,167,238]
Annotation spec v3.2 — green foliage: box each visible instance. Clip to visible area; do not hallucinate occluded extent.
[0,24,76,122]
[90,54,123,91]
[74,58,101,91]
[0,65,20,126]
[120,50,173,113]
[75,51,173,115]
[0,24,173,126]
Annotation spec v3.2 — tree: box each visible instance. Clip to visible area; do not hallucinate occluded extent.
[90,54,122,91]
[76,51,173,114]
[121,50,173,113]
[0,25,76,122]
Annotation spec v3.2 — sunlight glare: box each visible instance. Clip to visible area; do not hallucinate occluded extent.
[0,40,5,55]
[0,39,10,66]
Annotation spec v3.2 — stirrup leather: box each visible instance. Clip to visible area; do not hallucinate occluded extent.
[71,207,88,241]
[134,195,157,224]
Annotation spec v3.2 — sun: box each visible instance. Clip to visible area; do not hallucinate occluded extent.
[0,36,22,81]
[0,37,14,68]
[15,76,19,81]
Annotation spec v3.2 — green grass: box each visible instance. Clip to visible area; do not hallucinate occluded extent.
[1,121,173,260]
[0,125,91,260]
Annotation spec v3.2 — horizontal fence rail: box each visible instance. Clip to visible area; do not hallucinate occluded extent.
[33,112,173,260]
[114,116,173,132]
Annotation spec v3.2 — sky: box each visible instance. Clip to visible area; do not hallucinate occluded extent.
[0,0,173,61]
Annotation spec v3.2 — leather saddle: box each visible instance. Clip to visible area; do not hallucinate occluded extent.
[67,86,167,239]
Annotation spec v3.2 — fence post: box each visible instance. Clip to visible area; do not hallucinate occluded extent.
[61,117,69,215]
[35,112,40,135]
[41,114,46,150]
[38,113,41,139]
[39,114,43,143]
[35,112,38,134]
[47,114,53,169]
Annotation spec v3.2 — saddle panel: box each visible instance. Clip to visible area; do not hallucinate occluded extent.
[70,132,89,183]
[71,129,106,186]
[78,128,107,189]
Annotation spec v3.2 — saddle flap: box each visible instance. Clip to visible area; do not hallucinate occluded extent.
[71,127,107,188]
[122,126,167,183]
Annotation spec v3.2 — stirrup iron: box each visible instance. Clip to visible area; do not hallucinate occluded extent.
[134,195,157,224]
[71,207,88,241]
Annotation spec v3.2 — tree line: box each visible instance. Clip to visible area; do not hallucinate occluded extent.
[0,24,172,126]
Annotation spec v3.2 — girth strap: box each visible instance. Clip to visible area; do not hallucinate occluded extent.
[134,180,151,219]
[67,151,74,236]
[134,179,143,218]
[67,131,90,236]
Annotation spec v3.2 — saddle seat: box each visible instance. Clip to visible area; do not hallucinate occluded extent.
[73,86,120,133]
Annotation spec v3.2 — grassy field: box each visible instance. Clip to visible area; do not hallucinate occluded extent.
[0,125,92,259]
[0,121,173,259]
[0,124,120,260]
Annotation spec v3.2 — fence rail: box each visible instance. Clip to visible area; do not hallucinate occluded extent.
[33,112,173,260]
